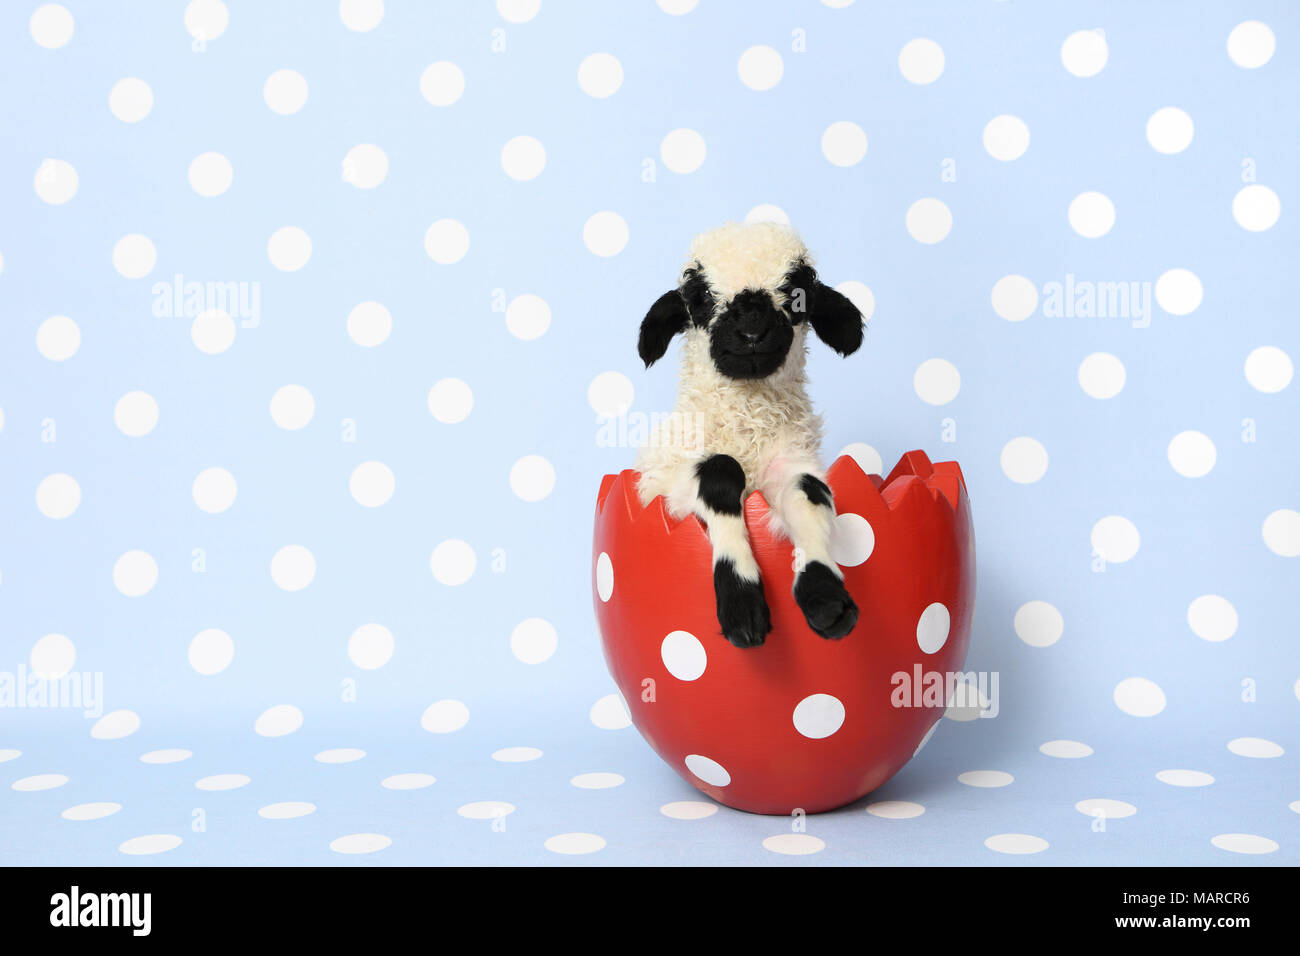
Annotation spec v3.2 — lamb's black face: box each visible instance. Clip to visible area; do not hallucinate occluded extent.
[708,289,796,381]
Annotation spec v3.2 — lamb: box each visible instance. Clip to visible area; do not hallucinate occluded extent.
[634,222,866,649]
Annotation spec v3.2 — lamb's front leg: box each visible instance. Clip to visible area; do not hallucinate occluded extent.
[692,454,771,648]
[765,464,859,639]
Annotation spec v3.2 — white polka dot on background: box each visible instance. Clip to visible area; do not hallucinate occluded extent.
[31,633,76,678]
[746,204,789,225]
[348,623,394,669]
[36,315,80,361]
[189,628,234,675]
[1227,736,1283,758]
[898,38,944,84]
[1227,21,1275,69]
[62,802,122,821]
[1068,191,1115,237]
[267,226,312,271]
[339,0,383,32]
[834,281,875,321]
[958,771,1013,788]
[109,78,153,122]
[1211,833,1278,855]
[36,473,80,519]
[1078,352,1126,399]
[1000,437,1048,484]
[838,442,883,476]
[258,802,316,819]
[1154,268,1203,315]
[589,693,630,730]
[91,710,141,740]
[112,234,156,279]
[113,550,158,597]
[985,833,1049,854]
[383,774,435,790]
[762,834,825,855]
[315,748,365,764]
[493,747,542,763]
[264,69,308,114]
[1146,107,1194,154]
[737,45,783,90]
[1232,184,1281,232]
[660,630,706,681]
[195,773,250,791]
[544,833,606,855]
[254,704,303,737]
[188,152,233,197]
[905,198,952,243]
[1040,739,1093,758]
[660,128,706,174]
[140,749,191,764]
[983,115,1030,161]
[114,391,158,437]
[587,371,634,417]
[34,159,78,204]
[821,121,868,167]
[1076,798,1136,819]
[913,358,960,405]
[349,461,395,507]
[192,310,236,355]
[867,801,925,819]
[991,274,1037,321]
[420,61,465,106]
[1014,600,1063,647]
[578,53,622,98]
[501,135,546,181]
[119,834,181,855]
[330,833,391,854]
[342,143,388,188]
[571,772,623,789]
[583,211,629,257]
[192,467,238,513]
[510,617,557,664]
[1091,515,1140,563]
[427,378,473,423]
[1166,431,1216,478]
[30,4,74,49]
[12,774,68,792]
[1261,510,1300,557]
[510,455,556,501]
[1113,677,1166,717]
[1061,29,1107,77]
[1156,769,1214,787]
[830,512,874,566]
[346,301,392,347]
[430,538,476,585]
[1244,346,1293,393]
[792,693,846,738]
[660,801,717,820]
[684,754,730,786]
[421,699,469,733]
[270,545,316,591]
[497,0,540,24]
[270,384,315,429]
[185,0,228,43]
[457,801,513,819]
[505,294,550,340]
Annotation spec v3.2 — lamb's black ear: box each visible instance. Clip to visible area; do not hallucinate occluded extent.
[638,290,689,367]
[809,282,865,357]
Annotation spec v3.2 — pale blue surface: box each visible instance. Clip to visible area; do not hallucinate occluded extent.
[1,0,1297,866]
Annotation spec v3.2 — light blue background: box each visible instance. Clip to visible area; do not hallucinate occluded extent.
[1,0,1296,865]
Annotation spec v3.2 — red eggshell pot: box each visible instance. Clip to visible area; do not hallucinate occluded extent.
[592,450,976,815]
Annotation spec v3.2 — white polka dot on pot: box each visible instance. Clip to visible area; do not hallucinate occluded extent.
[596,552,614,602]
[915,603,950,654]
[684,754,730,787]
[660,630,706,681]
[792,693,845,739]
[830,513,874,566]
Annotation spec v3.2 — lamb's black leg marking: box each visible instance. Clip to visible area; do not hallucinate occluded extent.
[693,454,771,648]
[794,561,858,639]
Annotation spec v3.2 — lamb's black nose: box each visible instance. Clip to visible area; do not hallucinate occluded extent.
[739,328,763,344]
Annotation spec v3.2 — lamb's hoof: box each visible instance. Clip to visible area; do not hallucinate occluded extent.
[714,561,771,649]
[794,561,858,639]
